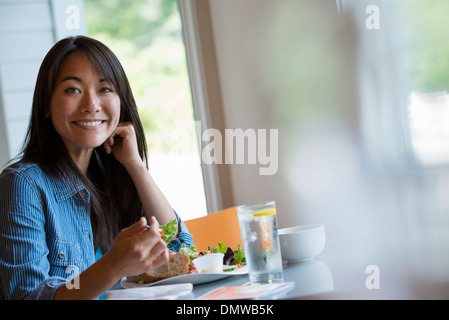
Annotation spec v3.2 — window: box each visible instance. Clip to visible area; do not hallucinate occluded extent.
[402,0,449,272]
[335,0,449,278]
[403,0,449,167]
[85,0,207,220]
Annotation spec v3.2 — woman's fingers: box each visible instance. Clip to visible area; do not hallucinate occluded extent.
[135,217,161,245]
[106,215,171,278]
[110,122,135,140]
[103,139,111,154]
[103,122,141,166]
[132,217,169,270]
[103,132,117,154]
[148,216,160,236]
[122,216,147,237]
[149,244,169,270]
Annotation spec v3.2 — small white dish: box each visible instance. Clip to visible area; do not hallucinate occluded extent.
[192,253,224,273]
[278,224,325,262]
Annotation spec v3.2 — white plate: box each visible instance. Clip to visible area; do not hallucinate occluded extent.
[121,266,248,288]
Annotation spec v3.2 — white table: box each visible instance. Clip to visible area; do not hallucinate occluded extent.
[110,235,449,300]
[186,258,334,300]
[184,234,449,300]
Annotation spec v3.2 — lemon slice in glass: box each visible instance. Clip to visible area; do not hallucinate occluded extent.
[253,208,276,216]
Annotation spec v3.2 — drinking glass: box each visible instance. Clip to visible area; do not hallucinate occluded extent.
[237,201,284,284]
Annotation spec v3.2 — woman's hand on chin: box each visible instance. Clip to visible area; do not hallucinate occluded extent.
[104,122,143,168]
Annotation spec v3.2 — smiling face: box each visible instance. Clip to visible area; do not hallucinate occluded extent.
[48,51,121,162]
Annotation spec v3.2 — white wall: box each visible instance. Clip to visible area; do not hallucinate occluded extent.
[208,0,358,230]
[0,0,87,168]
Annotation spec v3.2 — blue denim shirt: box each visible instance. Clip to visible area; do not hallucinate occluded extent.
[0,160,194,300]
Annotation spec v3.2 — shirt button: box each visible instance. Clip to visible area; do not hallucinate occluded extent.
[58,251,65,259]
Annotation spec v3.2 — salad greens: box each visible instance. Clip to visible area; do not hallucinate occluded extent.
[159,219,178,245]
[180,243,199,262]
[232,244,246,266]
[209,242,246,266]
[158,220,246,267]
[209,242,228,254]
[180,242,246,266]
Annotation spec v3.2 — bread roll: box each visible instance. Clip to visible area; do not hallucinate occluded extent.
[140,252,190,283]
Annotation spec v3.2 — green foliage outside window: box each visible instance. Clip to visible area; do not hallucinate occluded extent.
[403,0,449,93]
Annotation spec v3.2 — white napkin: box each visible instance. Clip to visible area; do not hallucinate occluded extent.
[106,283,193,300]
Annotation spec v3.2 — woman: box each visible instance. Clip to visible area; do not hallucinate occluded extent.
[0,36,194,299]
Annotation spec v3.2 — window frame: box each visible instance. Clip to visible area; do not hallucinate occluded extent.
[178,0,234,213]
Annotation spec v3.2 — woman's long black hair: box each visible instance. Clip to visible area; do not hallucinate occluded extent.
[21,35,148,252]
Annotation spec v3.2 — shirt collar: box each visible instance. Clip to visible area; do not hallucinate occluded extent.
[47,150,105,203]
[49,170,88,203]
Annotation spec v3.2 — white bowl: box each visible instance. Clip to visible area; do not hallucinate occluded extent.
[192,253,224,273]
[278,224,325,262]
